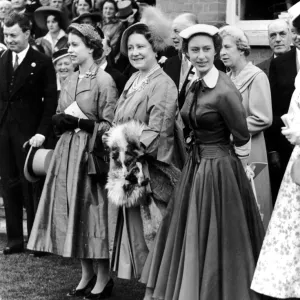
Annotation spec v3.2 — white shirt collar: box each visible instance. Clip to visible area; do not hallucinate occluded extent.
[190,65,219,88]
[44,29,66,50]
[100,60,108,70]
[12,44,30,66]
[296,48,300,69]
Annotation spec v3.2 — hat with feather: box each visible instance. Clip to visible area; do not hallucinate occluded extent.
[120,6,172,56]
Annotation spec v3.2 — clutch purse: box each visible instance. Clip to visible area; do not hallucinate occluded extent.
[291,157,300,186]
[88,123,109,184]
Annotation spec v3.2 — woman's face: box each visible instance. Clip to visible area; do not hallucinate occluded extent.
[220,35,242,69]
[68,32,93,66]
[77,0,91,15]
[127,33,157,72]
[80,16,94,25]
[39,0,49,6]
[55,56,73,80]
[103,2,115,19]
[47,15,60,34]
[188,34,216,78]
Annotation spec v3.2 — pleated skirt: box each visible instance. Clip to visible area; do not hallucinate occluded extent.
[141,144,265,300]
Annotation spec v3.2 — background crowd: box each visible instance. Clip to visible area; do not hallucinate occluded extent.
[1,0,300,299]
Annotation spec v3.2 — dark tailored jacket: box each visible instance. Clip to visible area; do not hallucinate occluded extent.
[104,64,127,96]
[264,47,296,160]
[163,55,226,109]
[257,56,273,78]
[0,47,57,138]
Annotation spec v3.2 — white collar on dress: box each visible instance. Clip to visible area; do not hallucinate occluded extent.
[190,65,219,88]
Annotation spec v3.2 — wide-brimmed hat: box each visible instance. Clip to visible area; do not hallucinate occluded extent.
[52,48,70,64]
[23,142,54,183]
[71,12,102,25]
[34,6,68,31]
[289,1,300,29]
[116,1,137,21]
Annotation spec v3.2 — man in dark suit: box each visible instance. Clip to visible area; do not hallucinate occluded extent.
[265,20,299,203]
[257,19,291,78]
[0,12,57,254]
[163,13,198,110]
[100,36,127,96]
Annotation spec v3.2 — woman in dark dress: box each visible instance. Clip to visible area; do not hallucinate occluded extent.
[140,24,265,300]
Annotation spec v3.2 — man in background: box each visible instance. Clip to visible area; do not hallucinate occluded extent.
[257,19,291,77]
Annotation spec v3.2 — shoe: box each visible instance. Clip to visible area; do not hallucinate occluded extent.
[28,250,49,257]
[84,278,114,299]
[67,275,97,297]
[2,245,24,255]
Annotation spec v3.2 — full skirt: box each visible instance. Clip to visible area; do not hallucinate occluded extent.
[141,144,265,300]
[27,130,109,259]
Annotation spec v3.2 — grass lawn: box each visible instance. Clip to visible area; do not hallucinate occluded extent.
[0,233,144,300]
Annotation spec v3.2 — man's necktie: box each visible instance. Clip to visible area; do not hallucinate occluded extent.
[13,55,19,71]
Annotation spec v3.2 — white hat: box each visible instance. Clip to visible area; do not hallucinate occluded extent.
[288,1,300,22]
[23,143,54,183]
[289,1,300,29]
[180,24,219,39]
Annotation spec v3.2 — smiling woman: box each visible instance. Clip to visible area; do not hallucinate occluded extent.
[109,22,186,291]
[27,23,118,299]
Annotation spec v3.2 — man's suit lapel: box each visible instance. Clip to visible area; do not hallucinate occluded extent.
[10,47,36,99]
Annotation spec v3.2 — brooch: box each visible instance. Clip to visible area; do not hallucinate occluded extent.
[85,71,97,79]
[31,62,36,67]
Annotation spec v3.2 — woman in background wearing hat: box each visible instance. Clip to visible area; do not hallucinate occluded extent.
[219,26,273,231]
[27,23,118,299]
[109,22,185,284]
[34,7,68,57]
[52,48,74,97]
[140,24,265,300]
[72,11,102,26]
[99,0,125,61]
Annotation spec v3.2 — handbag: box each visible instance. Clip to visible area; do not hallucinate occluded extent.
[88,122,109,184]
[291,157,300,185]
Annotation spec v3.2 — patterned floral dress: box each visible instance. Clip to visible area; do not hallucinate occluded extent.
[251,72,300,298]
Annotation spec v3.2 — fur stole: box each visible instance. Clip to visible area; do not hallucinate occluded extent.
[105,120,181,245]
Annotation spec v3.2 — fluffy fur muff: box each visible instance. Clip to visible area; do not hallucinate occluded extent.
[105,120,181,208]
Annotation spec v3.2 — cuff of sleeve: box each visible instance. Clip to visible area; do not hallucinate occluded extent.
[234,137,251,157]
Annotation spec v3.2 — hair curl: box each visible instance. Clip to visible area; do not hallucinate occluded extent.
[68,27,103,60]
[219,25,251,56]
[47,14,64,30]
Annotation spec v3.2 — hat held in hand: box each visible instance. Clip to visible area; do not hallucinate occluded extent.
[23,142,54,183]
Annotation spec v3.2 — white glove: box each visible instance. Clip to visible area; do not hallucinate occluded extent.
[29,134,45,148]
[282,125,300,145]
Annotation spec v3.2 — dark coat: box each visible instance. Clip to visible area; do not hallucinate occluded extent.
[163,55,226,110]
[0,47,57,138]
[257,56,273,78]
[265,48,296,162]
[105,64,127,96]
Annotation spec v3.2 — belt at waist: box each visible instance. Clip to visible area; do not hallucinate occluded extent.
[192,143,234,160]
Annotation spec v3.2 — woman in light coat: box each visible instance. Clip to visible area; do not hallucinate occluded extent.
[220,25,273,229]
